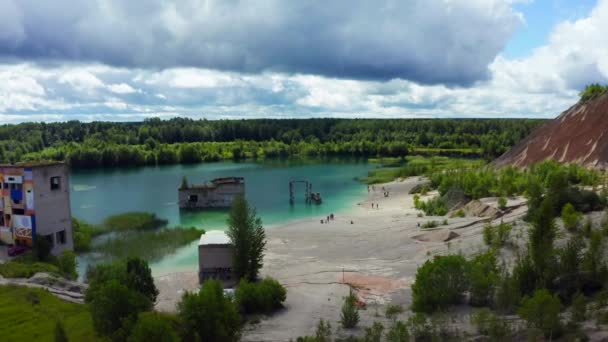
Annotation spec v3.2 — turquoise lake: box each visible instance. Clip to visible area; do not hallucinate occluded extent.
[70,158,374,276]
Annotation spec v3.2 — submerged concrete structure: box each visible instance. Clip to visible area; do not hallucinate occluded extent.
[0,162,73,255]
[179,177,245,209]
[198,231,235,286]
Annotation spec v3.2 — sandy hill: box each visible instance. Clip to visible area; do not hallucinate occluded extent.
[494,92,608,169]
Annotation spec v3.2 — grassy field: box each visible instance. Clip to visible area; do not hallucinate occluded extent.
[0,285,104,342]
[363,155,485,184]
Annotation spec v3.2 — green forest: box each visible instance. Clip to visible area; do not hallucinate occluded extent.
[0,118,542,168]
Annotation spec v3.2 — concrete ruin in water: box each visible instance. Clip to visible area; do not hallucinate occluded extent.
[178,177,245,209]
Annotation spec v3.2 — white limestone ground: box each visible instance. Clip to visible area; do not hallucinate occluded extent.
[155,177,530,341]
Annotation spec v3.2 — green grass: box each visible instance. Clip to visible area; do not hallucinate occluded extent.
[103,212,168,232]
[363,155,485,184]
[0,261,60,278]
[0,285,104,342]
[94,227,204,261]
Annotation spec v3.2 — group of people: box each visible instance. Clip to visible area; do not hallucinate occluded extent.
[320,213,335,224]
[367,185,390,198]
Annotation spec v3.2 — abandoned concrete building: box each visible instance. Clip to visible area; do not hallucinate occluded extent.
[198,230,235,286]
[179,177,245,209]
[0,162,73,255]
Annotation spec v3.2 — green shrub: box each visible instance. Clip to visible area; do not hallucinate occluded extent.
[178,279,241,342]
[128,312,179,342]
[421,221,439,229]
[571,292,587,323]
[407,313,435,341]
[57,251,78,280]
[385,321,409,342]
[385,304,404,322]
[340,289,360,329]
[518,288,562,338]
[235,277,286,314]
[483,222,512,248]
[416,196,448,216]
[411,255,469,313]
[315,319,332,342]
[561,203,582,231]
[469,252,498,306]
[579,83,608,102]
[89,279,152,341]
[498,196,507,210]
[494,270,521,314]
[363,321,384,342]
[471,308,512,340]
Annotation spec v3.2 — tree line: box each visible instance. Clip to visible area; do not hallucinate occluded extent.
[0,118,542,168]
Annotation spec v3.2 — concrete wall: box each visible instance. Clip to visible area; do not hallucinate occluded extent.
[198,244,235,286]
[179,182,245,208]
[32,164,73,255]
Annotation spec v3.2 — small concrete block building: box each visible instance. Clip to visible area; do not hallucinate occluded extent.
[198,230,235,286]
[0,162,73,255]
[179,177,245,209]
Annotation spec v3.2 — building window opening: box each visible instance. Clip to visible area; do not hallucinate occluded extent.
[50,176,61,190]
[188,194,199,203]
[43,234,54,247]
[56,230,66,245]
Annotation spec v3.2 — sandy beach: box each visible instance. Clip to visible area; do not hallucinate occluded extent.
[154,176,529,341]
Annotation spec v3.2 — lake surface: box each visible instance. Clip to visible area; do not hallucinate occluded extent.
[71,158,374,276]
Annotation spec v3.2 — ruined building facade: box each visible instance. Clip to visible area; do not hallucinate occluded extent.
[0,163,73,255]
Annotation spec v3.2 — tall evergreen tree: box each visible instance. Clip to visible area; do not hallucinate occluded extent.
[226,195,266,281]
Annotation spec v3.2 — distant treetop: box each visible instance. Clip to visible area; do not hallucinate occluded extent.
[579,83,608,102]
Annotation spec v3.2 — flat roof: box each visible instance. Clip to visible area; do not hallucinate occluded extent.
[199,230,231,246]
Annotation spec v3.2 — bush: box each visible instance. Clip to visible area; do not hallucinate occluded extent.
[126,257,159,303]
[494,270,521,314]
[411,255,469,313]
[483,221,512,249]
[386,321,409,342]
[421,221,439,229]
[498,196,507,210]
[471,308,512,340]
[340,289,360,329]
[364,321,384,342]
[518,288,562,338]
[469,252,498,306]
[178,279,241,342]
[296,319,332,342]
[128,312,179,342]
[385,304,404,322]
[571,292,587,323]
[561,203,582,231]
[57,251,78,280]
[89,279,152,341]
[579,83,608,102]
[235,277,286,314]
[415,196,448,216]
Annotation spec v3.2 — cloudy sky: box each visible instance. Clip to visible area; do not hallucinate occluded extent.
[1,0,607,123]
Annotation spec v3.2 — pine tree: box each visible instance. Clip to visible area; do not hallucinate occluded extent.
[340,289,360,329]
[226,195,266,281]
